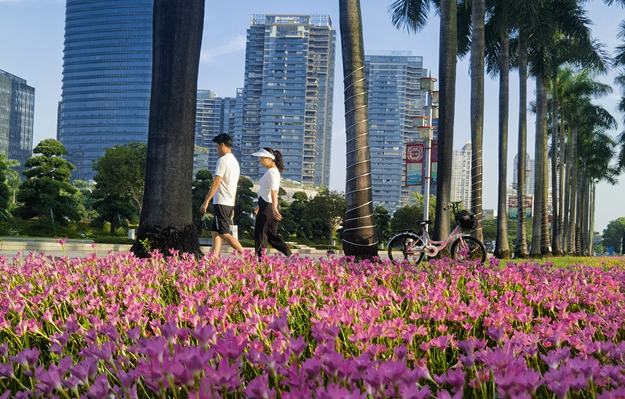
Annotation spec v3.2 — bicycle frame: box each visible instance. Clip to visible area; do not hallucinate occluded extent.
[403,224,464,258]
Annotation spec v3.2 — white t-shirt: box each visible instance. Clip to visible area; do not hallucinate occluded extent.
[258,168,280,203]
[213,153,240,206]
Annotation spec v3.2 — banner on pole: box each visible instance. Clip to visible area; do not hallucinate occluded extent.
[406,142,423,186]
[509,195,533,219]
[430,141,438,186]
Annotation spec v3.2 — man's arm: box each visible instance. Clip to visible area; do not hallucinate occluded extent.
[200,175,222,214]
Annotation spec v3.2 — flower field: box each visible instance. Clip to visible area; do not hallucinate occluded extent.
[1,244,625,398]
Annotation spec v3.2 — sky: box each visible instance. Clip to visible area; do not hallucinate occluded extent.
[0,0,623,232]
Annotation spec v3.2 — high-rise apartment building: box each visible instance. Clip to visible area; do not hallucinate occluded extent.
[195,89,244,171]
[0,69,34,176]
[58,0,153,182]
[451,142,472,209]
[365,52,426,213]
[240,15,336,185]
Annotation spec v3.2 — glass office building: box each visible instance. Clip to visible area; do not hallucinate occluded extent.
[365,52,426,214]
[240,15,336,186]
[58,0,153,182]
[0,69,34,176]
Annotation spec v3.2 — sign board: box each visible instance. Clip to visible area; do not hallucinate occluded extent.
[406,142,423,186]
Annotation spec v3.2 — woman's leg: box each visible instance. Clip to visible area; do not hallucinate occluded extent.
[254,199,269,257]
[266,216,292,257]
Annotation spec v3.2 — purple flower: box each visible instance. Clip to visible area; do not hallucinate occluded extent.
[244,374,275,399]
[288,336,308,359]
[9,347,40,368]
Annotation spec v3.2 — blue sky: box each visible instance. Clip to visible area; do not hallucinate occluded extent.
[1,0,623,233]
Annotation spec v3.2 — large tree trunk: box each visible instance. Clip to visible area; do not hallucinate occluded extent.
[514,40,529,258]
[558,111,566,251]
[550,74,562,255]
[531,77,549,257]
[339,0,378,259]
[470,0,485,242]
[562,127,572,253]
[569,126,579,253]
[494,33,510,259]
[131,0,204,258]
[434,0,458,242]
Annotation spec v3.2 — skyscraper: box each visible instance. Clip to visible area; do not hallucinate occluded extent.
[0,69,34,176]
[365,52,426,213]
[451,142,472,209]
[195,89,243,169]
[58,0,153,182]
[240,15,336,186]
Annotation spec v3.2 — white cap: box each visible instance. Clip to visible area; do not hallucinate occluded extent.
[251,149,275,160]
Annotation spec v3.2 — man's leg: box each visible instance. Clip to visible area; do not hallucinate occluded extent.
[211,231,222,257]
[221,233,244,254]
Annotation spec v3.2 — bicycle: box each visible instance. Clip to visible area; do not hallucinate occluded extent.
[387,201,487,265]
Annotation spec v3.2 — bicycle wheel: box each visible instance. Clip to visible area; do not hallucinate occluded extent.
[450,236,487,264]
[387,233,425,265]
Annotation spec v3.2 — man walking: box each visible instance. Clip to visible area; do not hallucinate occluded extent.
[200,133,244,258]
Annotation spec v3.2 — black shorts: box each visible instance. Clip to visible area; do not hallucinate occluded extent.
[211,204,234,235]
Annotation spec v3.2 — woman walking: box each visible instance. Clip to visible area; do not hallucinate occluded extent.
[252,148,292,258]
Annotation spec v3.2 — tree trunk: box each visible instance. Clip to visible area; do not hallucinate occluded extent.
[550,74,561,255]
[514,39,529,258]
[494,33,510,259]
[558,111,566,251]
[470,0,485,242]
[538,79,551,256]
[131,0,204,258]
[569,125,579,253]
[530,77,547,257]
[562,127,571,253]
[339,0,378,259]
[434,0,458,242]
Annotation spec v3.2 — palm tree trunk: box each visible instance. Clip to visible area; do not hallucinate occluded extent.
[131,0,204,258]
[575,162,584,255]
[470,0,485,243]
[558,113,566,250]
[434,0,458,242]
[580,171,589,255]
[562,127,571,253]
[550,75,561,255]
[569,126,579,254]
[514,39,529,258]
[494,33,510,259]
[339,0,378,259]
[531,77,547,257]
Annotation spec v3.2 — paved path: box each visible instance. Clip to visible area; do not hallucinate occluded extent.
[0,237,337,260]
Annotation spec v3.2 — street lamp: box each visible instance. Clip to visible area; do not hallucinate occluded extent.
[417,76,438,230]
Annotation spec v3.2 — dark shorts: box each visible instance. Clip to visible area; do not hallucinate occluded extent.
[212,204,234,235]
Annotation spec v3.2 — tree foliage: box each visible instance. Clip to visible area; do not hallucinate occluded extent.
[602,217,625,253]
[234,176,257,236]
[191,169,213,234]
[15,139,80,226]
[92,143,147,213]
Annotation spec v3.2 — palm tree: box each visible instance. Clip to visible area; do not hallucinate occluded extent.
[519,0,599,257]
[484,0,513,259]
[131,0,205,258]
[613,19,625,172]
[470,0,486,242]
[339,0,378,259]
[389,0,459,241]
[557,68,613,254]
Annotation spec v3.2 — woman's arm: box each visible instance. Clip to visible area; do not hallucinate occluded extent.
[270,190,282,221]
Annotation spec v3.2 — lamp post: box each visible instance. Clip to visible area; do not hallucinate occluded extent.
[416,76,438,230]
